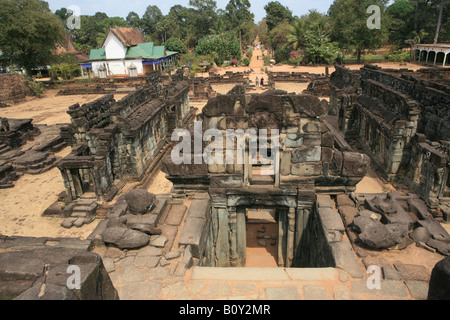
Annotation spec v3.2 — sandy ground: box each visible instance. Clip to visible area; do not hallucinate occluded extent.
[0,90,128,125]
[0,146,100,238]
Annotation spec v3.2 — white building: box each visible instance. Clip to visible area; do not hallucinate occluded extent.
[82,27,178,78]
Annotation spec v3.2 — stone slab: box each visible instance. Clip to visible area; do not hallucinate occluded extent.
[285,268,338,281]
[265,286,300,300]
[165,205,187,226]
[190,267,290,281]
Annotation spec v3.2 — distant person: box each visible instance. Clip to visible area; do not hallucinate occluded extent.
[255,76,259,87]
[260,77,264,87]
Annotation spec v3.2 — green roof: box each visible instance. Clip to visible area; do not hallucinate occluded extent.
[89,48,106,60]
[126,42,177,60]
[89,42,178,62]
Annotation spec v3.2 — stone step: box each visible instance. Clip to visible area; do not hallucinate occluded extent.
[250,174,275,185]
[80,193,97,200]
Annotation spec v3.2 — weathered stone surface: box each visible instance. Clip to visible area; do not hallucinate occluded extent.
[428,256,450,300]
[410,227,431,243]
[336,194,354,207]
[150,235,168,248]
[291,146,321,163]
[407,198,430,220]
[404,280,429,300]
[426,239,450,256]
[165,205,187,226]
[342,152,370,177]
[265,286,300,300]
[382,265,403,280]
[123,190,156,215]
[365,195,414,229]
[338,206,358,227]
[330,241,364,278]
[0,248,118,300]
[417,219,450,243]
[394,262,431,281]
[107,198,128,219]
[358,223,409,250]
[128,223,162,235]
[352,215,379,234]
[102,227,149,249]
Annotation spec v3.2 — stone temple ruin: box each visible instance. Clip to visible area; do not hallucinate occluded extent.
[0,64,449,300]
[57,70,194,228]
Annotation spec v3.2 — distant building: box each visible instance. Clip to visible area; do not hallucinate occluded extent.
[55,34,89,63]
[82,27,178,78]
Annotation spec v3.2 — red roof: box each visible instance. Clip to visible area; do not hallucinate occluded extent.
[108,27,146,47]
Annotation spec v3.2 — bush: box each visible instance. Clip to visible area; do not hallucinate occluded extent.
[263,56,271,66]
[165,38,187,54]
[289,51,304,65]
[231,59,239,66]
[50,63,80,80]
[384,50,410,62]
[242,58,250,66]
[28,80,45,97]
[274,46,291,64]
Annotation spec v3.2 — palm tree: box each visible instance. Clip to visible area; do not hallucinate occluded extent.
[286,20,307,50]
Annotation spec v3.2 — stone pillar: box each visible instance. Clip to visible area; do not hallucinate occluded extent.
[286,207,296,267]
[236,207,247,267]
[278,210,286,267]
[229,206,238,267]
[434,52,438,65]
[444,53,448,67]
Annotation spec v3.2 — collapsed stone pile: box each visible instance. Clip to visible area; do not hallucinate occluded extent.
[0,74,33,104]
[100,189,168,250]
[338,192,450,255]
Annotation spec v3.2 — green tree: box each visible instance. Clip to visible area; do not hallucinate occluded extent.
[165,38,188,54]
[189,0,218,44]
[286,20,307,50]
[264,1,293,32]
[268,21,292,53]
[141,5,163,36]
[0,0,64,75]
[386,1,415,48]
[225,0,255,52]
[195,35,241,65]
[126,12,141,29]
[328,0,389,63]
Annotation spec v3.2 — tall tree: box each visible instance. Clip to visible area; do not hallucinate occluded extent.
[225,0,255,52]
[328,0,389,63]
[189,0,218,42]
[126,12,141,29]
[386,0,415,48]
[434,0,446,43]
[264,1,293,31]
[0,0,64,74]
[141,5,163,36]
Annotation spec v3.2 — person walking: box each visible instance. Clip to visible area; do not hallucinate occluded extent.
[260,77,264,87]
[255,76,259,87]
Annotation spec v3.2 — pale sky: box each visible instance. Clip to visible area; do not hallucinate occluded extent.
[45,0,336,23]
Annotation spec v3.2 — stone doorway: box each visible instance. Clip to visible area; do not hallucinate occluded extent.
[245,208,278,267]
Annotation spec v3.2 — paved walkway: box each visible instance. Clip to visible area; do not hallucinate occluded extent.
[107,252,423,300]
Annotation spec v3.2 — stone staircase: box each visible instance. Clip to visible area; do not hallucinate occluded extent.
[61,193,98,229]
